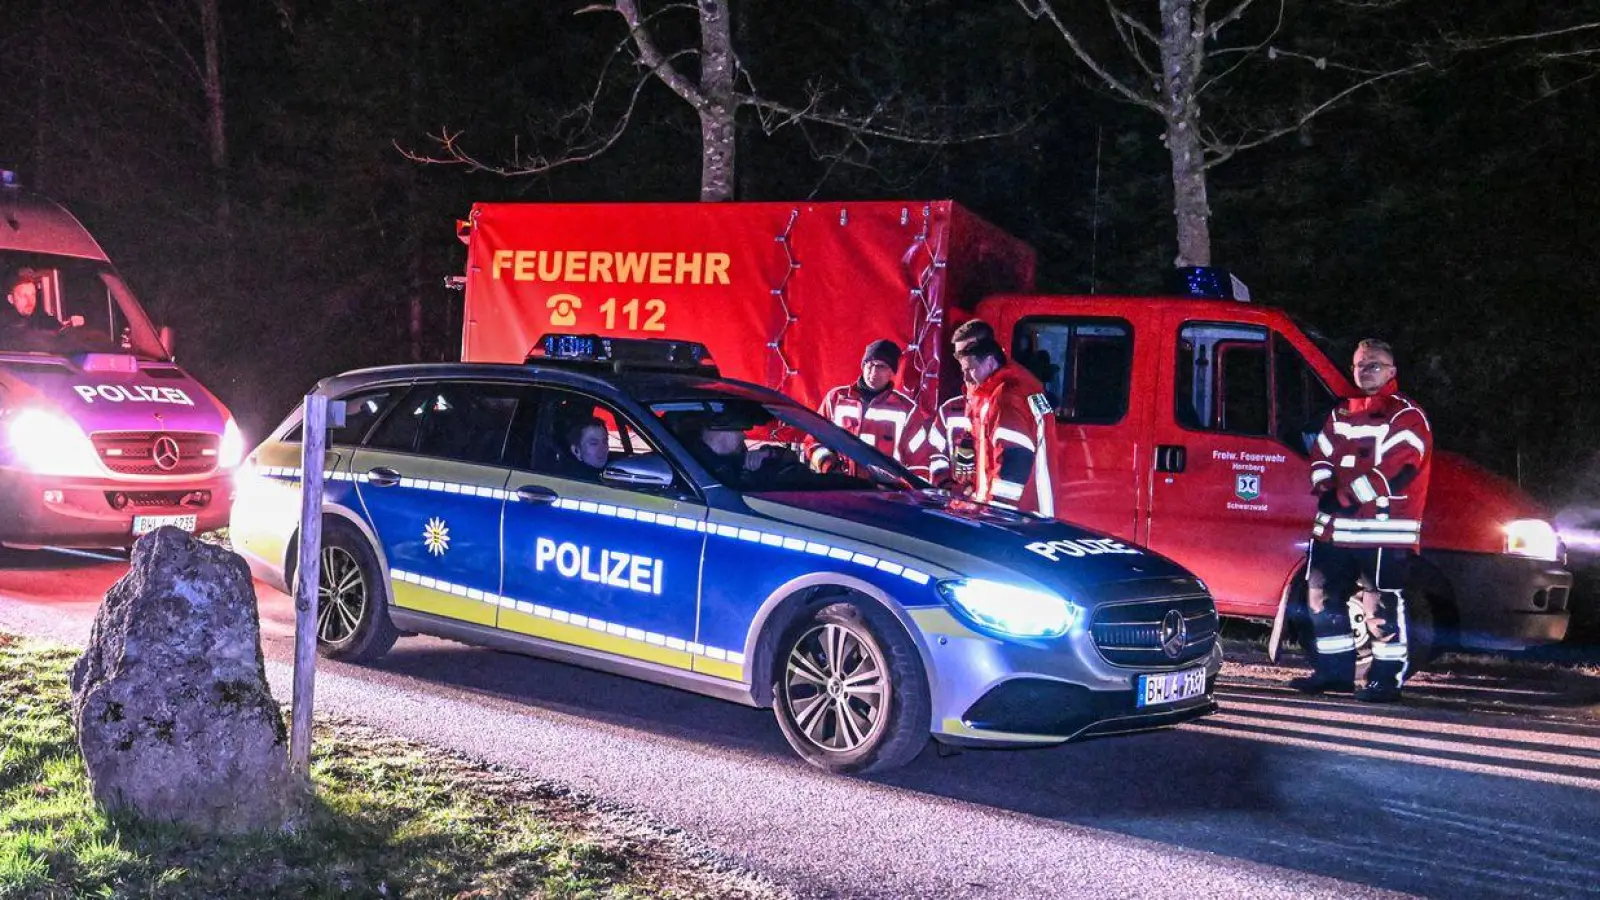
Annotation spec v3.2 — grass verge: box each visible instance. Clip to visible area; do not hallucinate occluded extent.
[0,633,779,899]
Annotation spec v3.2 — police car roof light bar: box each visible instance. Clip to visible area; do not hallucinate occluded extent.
[527,333,720,376]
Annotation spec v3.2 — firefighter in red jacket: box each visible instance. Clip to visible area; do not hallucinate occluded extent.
[1291,338,1432,703]
[807,339,930,477]
[927,319,993,490]
[953,334,1056,516]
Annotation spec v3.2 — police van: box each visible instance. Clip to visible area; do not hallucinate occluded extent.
[230,335,1221,773]
[0,172,243,548]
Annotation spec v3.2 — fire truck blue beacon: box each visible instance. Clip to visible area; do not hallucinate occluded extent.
[232,335,1222,774]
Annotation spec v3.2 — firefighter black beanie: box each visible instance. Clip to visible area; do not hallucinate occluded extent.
[862,339,902,372]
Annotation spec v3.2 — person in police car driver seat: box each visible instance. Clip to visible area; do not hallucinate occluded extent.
[681,412,794,487]
[1290,338,1432,703]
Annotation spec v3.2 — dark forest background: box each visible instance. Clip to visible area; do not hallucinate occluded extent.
[2,0,1597,508]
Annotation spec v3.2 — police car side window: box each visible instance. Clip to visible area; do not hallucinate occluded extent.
[1012,317,1132,425]
[367,382,521,465]
[283,387,404,446]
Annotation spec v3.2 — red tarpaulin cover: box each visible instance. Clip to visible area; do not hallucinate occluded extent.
[461,200,1035,416]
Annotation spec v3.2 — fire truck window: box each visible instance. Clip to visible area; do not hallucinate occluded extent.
[1012,318,1131,424]
[1273,334,1335,454]
[1176,323,1270,436]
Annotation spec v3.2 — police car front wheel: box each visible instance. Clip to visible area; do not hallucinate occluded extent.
[312,525,398,662]
[773,601,930,774]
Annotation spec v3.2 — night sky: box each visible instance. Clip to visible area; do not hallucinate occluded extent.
[1,0,1597,502]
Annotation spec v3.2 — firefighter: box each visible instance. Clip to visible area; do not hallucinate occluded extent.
[953,334,1056,515]
[1291,338,1432,703]
[807,339,929,476]
[927,319,992,491]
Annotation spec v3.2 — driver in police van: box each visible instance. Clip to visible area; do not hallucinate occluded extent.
[2,268,66,350]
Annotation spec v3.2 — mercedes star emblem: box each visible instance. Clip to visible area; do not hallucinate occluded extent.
[1159,609,1187,659]
[151,435,181,471]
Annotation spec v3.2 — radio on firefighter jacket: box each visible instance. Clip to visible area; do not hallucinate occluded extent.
[967,361,1056,516]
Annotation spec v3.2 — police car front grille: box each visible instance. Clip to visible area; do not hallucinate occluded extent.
[91,431,218,476]
[1090,594,1217,668]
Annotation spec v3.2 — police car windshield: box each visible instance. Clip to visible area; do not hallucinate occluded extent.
[650,396,921,493]
[0,252,167,359]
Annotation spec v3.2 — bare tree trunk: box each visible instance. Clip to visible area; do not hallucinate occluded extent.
[1159,0,1211,267]
[697,0,736,201]
[198,0,230,241]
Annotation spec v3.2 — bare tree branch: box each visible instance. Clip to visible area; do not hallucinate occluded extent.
[1015,0,1164,112]
[1197,0,1285,95]
[1106,1,1160,83]
[613,0,707,109]
[1202,58,1431,168]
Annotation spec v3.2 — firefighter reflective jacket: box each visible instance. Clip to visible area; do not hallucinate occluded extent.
[806,381,931,477]
[927,394,973,487]
[968,362,1056,516]
[1309,381,1432,547]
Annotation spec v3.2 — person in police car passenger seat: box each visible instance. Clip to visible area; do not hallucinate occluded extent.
[952,334,1056,516]
[1290,338,1432,704]
[805,339,931,478]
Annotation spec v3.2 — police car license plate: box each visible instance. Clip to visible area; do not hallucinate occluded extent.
[1136,667,1208,708]
[132,514,198,536]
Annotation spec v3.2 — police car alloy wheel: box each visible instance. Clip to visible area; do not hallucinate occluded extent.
[773,601,930,774]
[313,525,398,662]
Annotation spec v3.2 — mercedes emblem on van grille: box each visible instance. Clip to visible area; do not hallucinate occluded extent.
[1159,609,1187,659]
[151,436,181,471]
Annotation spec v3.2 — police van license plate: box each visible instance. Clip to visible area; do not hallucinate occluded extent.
[132,515,198,536]
[1136,667,1208,708]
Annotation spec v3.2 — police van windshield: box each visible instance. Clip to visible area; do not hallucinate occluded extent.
[650,396,921,493]
[1,252,167,359]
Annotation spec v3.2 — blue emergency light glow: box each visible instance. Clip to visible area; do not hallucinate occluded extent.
[528,333,718,374]
[1173,266,1250,302]
[1,170,18,188]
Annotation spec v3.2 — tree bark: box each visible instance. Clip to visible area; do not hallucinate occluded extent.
[1159,0,1211,267]
[697,0,737,201]
[198,0,230,241]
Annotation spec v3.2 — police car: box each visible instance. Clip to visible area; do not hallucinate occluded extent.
[231,336,1221,773]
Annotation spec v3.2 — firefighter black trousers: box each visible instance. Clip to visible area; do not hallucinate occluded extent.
[1305,543,1413,689]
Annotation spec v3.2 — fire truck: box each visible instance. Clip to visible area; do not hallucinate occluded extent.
[455,200,1573,661]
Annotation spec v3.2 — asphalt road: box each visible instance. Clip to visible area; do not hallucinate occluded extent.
[4,548,1599,900]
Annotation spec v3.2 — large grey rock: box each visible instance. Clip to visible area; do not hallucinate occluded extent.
[70,527,294,833]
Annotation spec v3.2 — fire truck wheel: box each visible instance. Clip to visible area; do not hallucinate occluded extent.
[305,524,398,663]
[772,600,930,774]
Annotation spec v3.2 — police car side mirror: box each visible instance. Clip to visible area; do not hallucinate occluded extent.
[601,454,675,488]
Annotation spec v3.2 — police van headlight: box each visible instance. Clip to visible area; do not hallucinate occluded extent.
[937,578,1082,639]
[218,418,246,469]
[1504,519,1562,562]
[6,408,103,476]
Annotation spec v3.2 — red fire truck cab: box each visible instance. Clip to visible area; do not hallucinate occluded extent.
[457,200,1572,659]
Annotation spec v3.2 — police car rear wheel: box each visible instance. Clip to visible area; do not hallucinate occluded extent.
[314,526,397,662]
[773,601,929,774]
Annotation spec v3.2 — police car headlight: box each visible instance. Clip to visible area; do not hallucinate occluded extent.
[6,408,103,476]
[937,578,1081,639]
[219,418,246,469]
[1504,519,1562,562]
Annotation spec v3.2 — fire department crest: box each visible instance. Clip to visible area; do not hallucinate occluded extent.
[1234,473,1261,502]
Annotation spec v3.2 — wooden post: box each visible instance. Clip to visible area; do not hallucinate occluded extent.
[289,392,329,777]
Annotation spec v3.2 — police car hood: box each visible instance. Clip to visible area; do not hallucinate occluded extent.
[0,354,228,433]
[742,490,1200,597]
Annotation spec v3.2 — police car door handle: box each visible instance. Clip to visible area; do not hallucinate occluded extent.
[366,467,402,487]
[514,484,559,505]
[1155,445,1187,473]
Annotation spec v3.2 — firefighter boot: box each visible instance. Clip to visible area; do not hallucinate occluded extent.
[1288,613,1357,694]
[1355,657,1406,704]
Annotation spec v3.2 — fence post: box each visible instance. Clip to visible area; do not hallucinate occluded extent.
[289,391,328,777]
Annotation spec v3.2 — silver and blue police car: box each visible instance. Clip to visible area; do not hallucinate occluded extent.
[231,336,1220,773]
